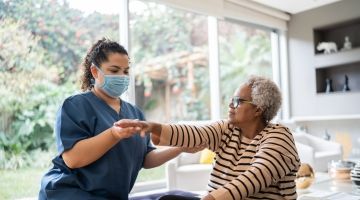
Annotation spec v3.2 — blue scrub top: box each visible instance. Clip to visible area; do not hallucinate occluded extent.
[39,91,155,200]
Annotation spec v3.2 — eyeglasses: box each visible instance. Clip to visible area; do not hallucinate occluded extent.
[229,97,253,109]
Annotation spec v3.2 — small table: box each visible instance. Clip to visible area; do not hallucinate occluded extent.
[298,172,360,199]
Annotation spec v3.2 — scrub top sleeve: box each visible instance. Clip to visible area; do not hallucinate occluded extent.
[55,98,93,153]
[146,135,156,153]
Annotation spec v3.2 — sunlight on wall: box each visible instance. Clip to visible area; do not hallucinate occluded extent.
[335,132,352,160]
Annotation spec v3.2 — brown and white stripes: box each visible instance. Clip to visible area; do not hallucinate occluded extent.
[158,120,300,200]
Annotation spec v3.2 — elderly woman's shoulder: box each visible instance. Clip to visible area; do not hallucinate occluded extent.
[260,124,295,145]
[264,123,293,136]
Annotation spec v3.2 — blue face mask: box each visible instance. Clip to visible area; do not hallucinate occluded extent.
[95,67,130,98]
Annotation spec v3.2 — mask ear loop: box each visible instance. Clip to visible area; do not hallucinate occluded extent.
[91,63,105,87]
[92,63,101,72]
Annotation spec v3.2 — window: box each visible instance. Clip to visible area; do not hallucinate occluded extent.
[129,0,211,123]
[129,0,211,182]
[218,20,273,118]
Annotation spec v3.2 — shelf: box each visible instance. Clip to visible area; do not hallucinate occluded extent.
[315,63,360,93]
[313,18,360,94]
[313,18,360,55]
[314,47,360,68]
[291,114,360,122]
[316,91,360,95]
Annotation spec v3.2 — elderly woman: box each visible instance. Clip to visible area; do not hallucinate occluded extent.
[117,76,300,200]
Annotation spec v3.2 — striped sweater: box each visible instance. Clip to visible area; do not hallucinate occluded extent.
[158,120,300,200]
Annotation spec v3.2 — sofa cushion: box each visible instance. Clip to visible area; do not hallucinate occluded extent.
[178,152,201,165]
[293,132,310,146]
[177,164,212,172]
[315,151,340,158]
[199,149,215,164]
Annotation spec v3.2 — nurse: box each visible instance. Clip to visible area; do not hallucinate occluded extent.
[39,38,201,200]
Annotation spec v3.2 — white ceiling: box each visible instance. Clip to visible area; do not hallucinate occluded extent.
[251,0,342,14]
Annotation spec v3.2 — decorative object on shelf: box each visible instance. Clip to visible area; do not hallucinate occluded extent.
[342,74,350,92]
[341,36,352,51]
[325,78,334,93]
[295,163,315,190]
[317,42,338,54]
[350,161,360,190]
[323,129,330,141]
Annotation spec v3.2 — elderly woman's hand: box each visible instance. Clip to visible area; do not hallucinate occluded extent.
[114,119,150,137]
[110,124,142,140]
[113,119,164,143]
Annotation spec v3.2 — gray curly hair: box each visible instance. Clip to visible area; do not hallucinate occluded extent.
[245,75,282,123]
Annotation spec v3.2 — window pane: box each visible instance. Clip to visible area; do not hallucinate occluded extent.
[130,0,210,123]
[218,20,273,118]
[129,0,210,182]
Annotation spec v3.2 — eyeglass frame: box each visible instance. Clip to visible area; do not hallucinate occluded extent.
[229,96,253,109]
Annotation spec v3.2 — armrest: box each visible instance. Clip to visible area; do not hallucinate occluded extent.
[295,142,315,165]
[165,158,178,190]
[317,141,342,153]
[307,136,342,153]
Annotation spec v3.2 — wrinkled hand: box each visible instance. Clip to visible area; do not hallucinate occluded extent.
[181,144,206,153]
[113,119,150,137]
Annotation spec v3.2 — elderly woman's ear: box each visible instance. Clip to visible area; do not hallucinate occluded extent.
[254,106,263,117]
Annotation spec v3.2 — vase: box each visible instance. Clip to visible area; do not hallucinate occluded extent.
[325,78,334,93]
[343,75,350,92]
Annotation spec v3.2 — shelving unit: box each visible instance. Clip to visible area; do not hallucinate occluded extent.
[288,1,360,120]
[313,18,360,94]
[315,61,360,93]
[313,18,360,54]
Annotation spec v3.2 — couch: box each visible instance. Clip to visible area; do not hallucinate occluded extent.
[165,120,214,191]
[166,150,212,191]
[293,131,343,172]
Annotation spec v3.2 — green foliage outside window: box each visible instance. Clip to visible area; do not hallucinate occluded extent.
[218,21,272,117]
[0,0,118,169]
[130,1,210,122]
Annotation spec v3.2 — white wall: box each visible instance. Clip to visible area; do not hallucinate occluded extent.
[287,0,360,161]
[288,0,360,117]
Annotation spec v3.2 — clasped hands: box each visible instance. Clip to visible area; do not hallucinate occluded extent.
[111,119,205,153]
[111,119,150,139]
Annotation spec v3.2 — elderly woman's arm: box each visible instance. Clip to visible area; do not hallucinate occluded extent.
[150,120,228,151]
[209,128,300,200]
[114,119,227,150]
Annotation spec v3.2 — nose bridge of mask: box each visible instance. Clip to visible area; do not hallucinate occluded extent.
[96,66,128,82]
